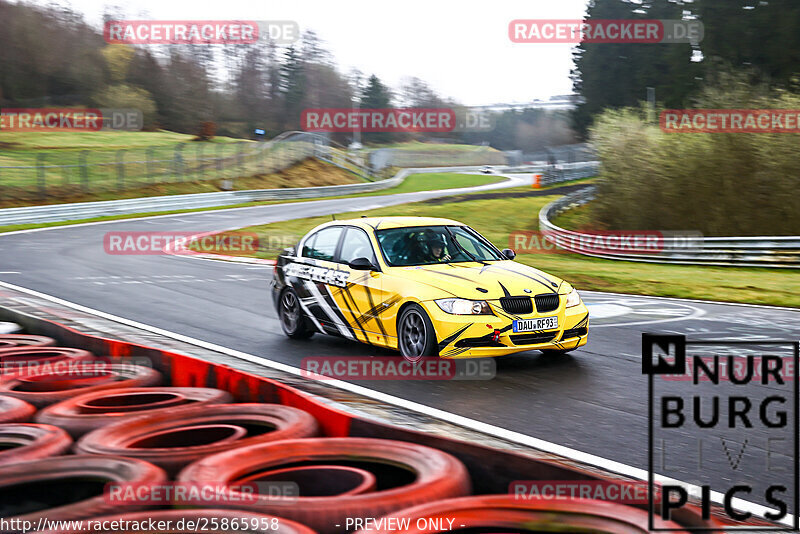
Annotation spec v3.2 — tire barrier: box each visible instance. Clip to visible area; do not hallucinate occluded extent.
[36,387,234,438]
[40,509,319,534]
[0,455,167,522]
[352,494,690,533]
[236,465,377,497]
[0,334,56,350]
[0,395,36,423]
[0,364,162,407]
[0,312,776,530]
[178,437,472,534]
[75,403,320,476]
[0,423,72,464]
[0,347,94,377]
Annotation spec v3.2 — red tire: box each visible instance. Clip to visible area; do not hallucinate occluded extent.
[0,347,94,378]
[352,494,691,533]
[0,363,161,407]
[237,465,377,497]
[178,437,471,534]
[0,395,36,423]
[75,404,319,476]
[0,455,167,522]
[40,509,317,534]
[0,335,56,350]
[0,423,72,464]
[36,387,234,438]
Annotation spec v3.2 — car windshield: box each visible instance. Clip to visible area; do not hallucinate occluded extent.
[375,225,504,267]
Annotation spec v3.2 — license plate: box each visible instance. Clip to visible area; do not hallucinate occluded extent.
[513,316,558,332]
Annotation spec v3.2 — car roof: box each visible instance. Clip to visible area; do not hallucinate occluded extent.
[312,216,465,232]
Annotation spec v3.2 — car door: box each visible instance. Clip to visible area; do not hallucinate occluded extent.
[291,225,353,338]
[331,226,394,347]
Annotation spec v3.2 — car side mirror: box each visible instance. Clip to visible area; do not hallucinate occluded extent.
[348,257,377,271]
[502,248,516,260]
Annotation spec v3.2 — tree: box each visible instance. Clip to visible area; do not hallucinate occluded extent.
[92,84,158,128]
[694,0,800,88]
[279,45,306,130]
[571,0,699,136]
[360,74,392,143]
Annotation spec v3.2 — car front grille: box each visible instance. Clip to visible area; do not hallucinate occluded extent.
[499,296,533,314]
[509,332,558,345]
[534,294,560,313]
[561,326,588,340]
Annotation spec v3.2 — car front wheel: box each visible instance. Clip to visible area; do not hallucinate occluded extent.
[398,304,438,363]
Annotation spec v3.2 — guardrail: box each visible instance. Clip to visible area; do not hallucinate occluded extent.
[500,161,600,184]
[539,187,800,268]
[0,166,489,226]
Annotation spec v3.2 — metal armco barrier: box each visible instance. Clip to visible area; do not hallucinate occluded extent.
[539,187,800,268]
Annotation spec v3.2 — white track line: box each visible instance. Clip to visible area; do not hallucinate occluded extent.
[0,278,790,528]
[583,290,800,313]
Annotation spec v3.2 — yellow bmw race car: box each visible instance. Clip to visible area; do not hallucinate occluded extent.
[271,216,589,361]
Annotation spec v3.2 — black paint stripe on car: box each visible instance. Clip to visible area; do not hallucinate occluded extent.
[437,324,473,353]
[490,265,557,293]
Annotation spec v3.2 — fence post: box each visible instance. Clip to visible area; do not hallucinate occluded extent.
[261,142,267,174]
[197,143,205,181]
[80,150,89,193]
[237,142,244,176]
[146,148,154,184]
[173,144,185,182]
[116,149,126,191]
[37,153,46,199]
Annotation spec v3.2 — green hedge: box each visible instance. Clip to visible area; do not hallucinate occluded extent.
[589,75,800,236]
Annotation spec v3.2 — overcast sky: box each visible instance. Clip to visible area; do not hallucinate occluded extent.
[27,0,590,106]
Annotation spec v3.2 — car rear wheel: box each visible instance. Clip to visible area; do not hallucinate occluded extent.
[279,288,314,339]
[398,304,438,363]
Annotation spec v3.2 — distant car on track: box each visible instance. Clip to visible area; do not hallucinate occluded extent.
[272,217,589,361]
[480,166,495,174]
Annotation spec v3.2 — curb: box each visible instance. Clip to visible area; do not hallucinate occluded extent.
[163,230,277,265]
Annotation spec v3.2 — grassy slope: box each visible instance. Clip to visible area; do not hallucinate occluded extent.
[0,130,242,165]
[231,193,800,308]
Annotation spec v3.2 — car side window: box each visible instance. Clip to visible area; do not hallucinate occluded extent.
[339,227,376,265]
[301,233,317,258]
[302,227,342,261]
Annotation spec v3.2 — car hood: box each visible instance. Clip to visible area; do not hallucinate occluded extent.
[388,260,569,300]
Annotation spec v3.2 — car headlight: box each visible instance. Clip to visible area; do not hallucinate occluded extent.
[565,288,582,308]
[435,298,493,315]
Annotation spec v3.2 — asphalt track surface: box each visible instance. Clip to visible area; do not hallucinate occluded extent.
[1,174,798,518]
